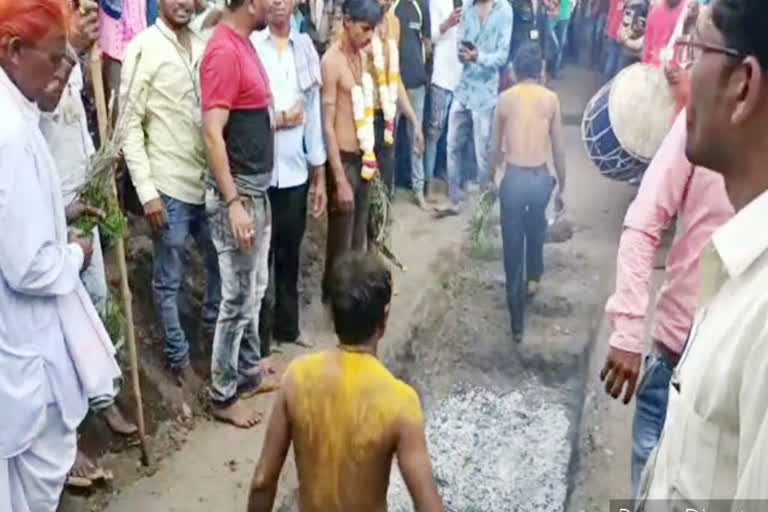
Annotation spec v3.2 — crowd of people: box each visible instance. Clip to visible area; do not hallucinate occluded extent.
[3,0,768,510]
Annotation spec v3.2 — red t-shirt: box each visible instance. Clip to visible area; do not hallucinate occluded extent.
[642,1,685,67]
[605,0,624,40]
[200,23,271,111]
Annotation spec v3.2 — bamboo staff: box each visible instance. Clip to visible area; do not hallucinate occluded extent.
[89,44,150,466]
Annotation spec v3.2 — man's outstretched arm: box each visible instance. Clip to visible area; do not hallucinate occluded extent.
[248,387,292,512]
[397,413,443,512]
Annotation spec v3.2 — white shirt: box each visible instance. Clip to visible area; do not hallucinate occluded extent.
[640,188,768,504]
[0,66,88,458]
[430,0,464,92]
[252,28,326,189]
[39,62,95,206]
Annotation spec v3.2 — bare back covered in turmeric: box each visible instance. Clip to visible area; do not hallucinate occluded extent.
[285,348,423,512]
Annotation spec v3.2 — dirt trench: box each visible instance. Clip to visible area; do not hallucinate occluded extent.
[63,66,634,512]
[382,216,600,511]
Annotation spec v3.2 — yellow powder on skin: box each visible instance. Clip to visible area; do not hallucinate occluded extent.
[286,349,423,509]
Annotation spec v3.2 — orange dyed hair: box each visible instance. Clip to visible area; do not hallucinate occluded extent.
[0,0,73,45]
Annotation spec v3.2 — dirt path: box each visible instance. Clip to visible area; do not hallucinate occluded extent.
[77,66,636,512]
[97,195,471,512]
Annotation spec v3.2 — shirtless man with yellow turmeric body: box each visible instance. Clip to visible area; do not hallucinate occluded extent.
[247,252,443,512]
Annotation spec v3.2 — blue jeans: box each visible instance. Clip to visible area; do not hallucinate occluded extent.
[553,19,570,73]
[397,86,427,194]
[424,85,453,185]
[601,38,623,84]
[499,166,554,336]
[631,348,674,498]
[207,190,271,406]
[153,193,221,370]
[446,101,494,206]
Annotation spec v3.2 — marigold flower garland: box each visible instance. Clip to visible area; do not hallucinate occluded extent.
[371,34,399,145]
[351,62,377,181]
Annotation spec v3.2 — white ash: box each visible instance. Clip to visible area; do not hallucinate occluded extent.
[388,384,572,512]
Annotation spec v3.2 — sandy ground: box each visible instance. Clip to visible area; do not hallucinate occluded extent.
[63,65,643,512]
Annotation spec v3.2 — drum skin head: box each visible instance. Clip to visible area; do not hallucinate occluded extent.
[608,63,676,161]
[581,80,648,182]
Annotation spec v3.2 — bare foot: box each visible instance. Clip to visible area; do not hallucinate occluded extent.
[103,404,138,436]
[67,450,97,488]
[212,400,263,429]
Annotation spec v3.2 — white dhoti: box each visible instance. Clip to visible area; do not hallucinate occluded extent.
[0,405,77,512]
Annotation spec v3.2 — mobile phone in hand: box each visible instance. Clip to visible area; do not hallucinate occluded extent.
[453,0,462,9]
[460,40,476,51]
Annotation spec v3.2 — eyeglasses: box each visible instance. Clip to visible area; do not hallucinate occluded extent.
[674,36,745,70]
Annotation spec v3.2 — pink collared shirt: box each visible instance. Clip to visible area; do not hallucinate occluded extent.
[98,0,147,62]
[605,111,734,355]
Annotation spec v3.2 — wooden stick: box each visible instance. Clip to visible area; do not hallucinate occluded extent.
[89,43,150,466]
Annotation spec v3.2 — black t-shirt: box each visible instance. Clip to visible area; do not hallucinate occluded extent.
[395,0,431,89]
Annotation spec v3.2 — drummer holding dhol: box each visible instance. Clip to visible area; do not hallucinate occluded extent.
[488,42,566,344]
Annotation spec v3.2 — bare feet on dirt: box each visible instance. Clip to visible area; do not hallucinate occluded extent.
[67,449,113,487]
[212,400,263,429]
[67,450,97,488]
[103,404,138,436]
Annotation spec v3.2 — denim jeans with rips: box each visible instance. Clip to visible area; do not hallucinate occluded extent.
[153,193,221,371]
[207,189,271,407]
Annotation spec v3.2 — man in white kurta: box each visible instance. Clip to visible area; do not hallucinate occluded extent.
[0,48,120,512]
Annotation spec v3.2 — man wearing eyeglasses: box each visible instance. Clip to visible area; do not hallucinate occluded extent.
[635,0,768,504]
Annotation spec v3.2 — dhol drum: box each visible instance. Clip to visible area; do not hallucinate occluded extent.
[582,63,676,183]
